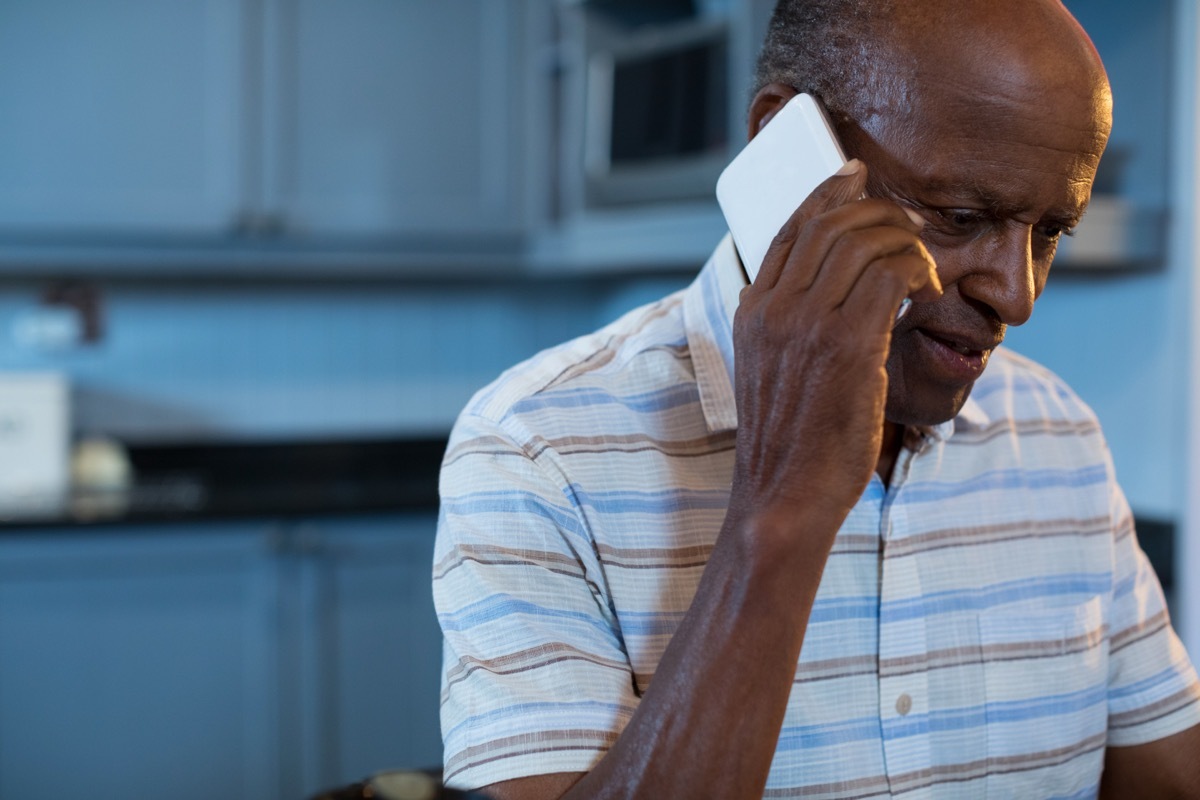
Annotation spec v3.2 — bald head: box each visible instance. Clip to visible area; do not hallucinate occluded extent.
[753,0,1111,143]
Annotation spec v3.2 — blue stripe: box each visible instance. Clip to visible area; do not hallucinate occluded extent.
[441,493,586,539]
[565,486,731,514]
[971,371,1078,404]
[616,595,881,637]
[445,699,634,741]
[881,574,1111,623]
[699,262,737,388]
[1108,664,1190,701]
[899,465,1107,504]
[881,685,1107,741]
[614,610,686,637]
[440,596,617,638]
[1112,568,1138,600]
[809,596,881,624]
[510,383,700,416]
[775,716,883,750]
[1048,785,1101,800]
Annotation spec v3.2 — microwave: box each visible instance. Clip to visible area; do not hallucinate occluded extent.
[559,7,733,211]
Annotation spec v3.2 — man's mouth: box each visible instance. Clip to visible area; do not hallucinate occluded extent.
[911,327,1002,383]
[923,331,985,357]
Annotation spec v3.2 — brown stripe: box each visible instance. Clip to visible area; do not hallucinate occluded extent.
[794,654,879,684]
[762,773,891,799]
[884,515,1111,559]
[833,534,882,555]
[528,431,736,460]
[595,542,714,571]
[445,728,619,780]
[948,417,1102,446]
[881,623,1107,678]
[538,301,680,392]
[442,434,523,469]
[1109,683,1200,729]
[1110,609,1169,653]
[640,657,883,691]
[888,731,1106,792]
[445,643,630,690]
[433,544,585,581]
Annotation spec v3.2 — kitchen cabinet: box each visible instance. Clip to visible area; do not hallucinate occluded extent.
[0,524,279,799]
[262,1,537,242]
[0,0,247,235]
[287,515,444,796]
[0,513,443,800]
[0,1,544,271]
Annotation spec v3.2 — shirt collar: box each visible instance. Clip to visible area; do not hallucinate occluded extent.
[682,234,743,433]
[683,234,992,442]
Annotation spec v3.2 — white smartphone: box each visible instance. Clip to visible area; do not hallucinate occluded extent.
[716,93,848,283]
[716,92,911,321]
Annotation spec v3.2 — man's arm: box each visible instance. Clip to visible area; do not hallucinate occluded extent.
[468,149,939,798]
[1099,724,1200,799]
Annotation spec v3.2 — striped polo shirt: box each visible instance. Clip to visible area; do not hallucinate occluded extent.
[434,235,1200,798]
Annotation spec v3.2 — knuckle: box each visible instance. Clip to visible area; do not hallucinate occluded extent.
[802,214,841,249]
[767,219,799,253]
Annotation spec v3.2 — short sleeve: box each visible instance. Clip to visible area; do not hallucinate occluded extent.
[433,412,638,790]
[1105,482,1200,746]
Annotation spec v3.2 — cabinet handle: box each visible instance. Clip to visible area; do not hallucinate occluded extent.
[295,527,323,555]
[264,525,288,555]
[232,211,287,238]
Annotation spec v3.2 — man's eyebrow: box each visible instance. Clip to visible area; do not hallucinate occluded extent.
[920,179,1085,222]
[920,177,1004,208]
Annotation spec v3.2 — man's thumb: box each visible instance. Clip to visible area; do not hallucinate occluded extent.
[830,159,867,203]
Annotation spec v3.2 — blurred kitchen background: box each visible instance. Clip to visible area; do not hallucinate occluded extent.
[0,0,1197,797]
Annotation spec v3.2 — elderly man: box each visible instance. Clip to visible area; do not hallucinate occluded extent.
[434,1,1200,797]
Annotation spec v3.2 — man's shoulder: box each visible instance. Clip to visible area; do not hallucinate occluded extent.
[971,346,1101,427]
[458,290,695,438]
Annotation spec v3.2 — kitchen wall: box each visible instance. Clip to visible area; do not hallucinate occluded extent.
[0,274,693,440]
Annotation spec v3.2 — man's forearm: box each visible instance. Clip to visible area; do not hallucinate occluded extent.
[551,507,840,800]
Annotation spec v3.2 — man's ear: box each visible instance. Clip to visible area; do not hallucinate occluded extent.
[747,83,799,141]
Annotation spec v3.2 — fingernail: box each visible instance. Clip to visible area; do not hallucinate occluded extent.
[903,206,925,227]
[836,159,863,176]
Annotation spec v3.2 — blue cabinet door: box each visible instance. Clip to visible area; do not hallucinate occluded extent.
[0,525,281,800]
[289,513,443,796]
[262,1,535,239]
[0,0,247,235]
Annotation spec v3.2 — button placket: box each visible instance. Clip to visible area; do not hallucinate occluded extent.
[878,454,932,792]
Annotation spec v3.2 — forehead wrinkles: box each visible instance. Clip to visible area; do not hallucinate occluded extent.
[849,0,1112,130]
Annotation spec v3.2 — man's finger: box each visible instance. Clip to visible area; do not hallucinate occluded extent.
[842,251,942,332]
[795,224,926,307]
[752,159,870,292]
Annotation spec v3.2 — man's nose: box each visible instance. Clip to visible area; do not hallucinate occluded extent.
[959,225,1039,327]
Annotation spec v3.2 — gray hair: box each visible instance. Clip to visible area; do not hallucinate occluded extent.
[751,0,898,125]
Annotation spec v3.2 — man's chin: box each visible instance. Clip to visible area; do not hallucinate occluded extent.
[884,384,976,430]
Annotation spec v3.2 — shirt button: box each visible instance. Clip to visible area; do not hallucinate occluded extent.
[895,693,913,716]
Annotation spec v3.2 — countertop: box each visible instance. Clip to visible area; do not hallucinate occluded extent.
[0,436,447,528]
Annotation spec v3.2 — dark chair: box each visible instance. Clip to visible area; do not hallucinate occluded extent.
[310,769,492,800]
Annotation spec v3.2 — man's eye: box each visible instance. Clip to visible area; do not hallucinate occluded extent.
[935,209,985,231]
[1039,223,1076,241]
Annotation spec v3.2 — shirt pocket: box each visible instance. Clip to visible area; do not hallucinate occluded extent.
[977,596,1109,799]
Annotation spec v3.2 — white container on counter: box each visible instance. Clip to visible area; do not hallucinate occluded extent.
[0,372,70,513]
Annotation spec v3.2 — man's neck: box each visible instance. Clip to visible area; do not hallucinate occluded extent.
[875,422,906,487]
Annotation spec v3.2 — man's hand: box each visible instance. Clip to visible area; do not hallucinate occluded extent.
[728,159,941,541]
